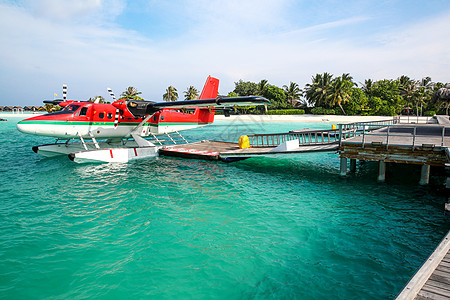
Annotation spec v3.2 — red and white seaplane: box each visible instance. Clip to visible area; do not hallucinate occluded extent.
[17,76,270,163]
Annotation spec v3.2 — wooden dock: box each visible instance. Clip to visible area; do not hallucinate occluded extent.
[397,231,450,300]
[159,140,339,161]
[339,125,450,166]
[159,119,450,170]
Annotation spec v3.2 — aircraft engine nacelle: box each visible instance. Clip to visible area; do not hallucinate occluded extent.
[126,100,159,118]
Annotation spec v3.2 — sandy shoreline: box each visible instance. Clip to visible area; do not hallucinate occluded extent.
[0,113,44,118]
[215,114,431,123]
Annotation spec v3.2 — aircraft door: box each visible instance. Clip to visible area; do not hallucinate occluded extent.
[66,105,92,137]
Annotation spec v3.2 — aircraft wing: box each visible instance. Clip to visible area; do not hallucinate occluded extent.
[127,96,270,117]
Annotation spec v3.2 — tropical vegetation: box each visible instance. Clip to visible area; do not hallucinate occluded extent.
[184,86,199,100]
[47,75,448,116]
[163,86,178,102]
[120,86,143,100]
[230,73,450,116]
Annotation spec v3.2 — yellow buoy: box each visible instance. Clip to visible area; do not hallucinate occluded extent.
[331,124,336,130]
[239,135,250,149]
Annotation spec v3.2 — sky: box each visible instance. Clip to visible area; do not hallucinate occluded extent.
[1,0,450,106]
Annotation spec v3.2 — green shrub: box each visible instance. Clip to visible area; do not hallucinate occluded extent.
[266,109,305,115]
[311,107,335,115]
[424,111,436,116]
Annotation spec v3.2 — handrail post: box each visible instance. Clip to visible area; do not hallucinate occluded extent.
[362,126,366,148]
[442,126,445,147]
[338,124,343,147]
[386,126,390,150]
[412,126,416,151]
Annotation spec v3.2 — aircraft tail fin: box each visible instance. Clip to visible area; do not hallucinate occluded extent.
[199,76,219,99]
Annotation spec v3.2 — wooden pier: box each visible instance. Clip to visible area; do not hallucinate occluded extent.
[159,139,339,161]
[338,123,450,184]
[159,118,450,178]
[159,126,347,161]
[397,231,450,300]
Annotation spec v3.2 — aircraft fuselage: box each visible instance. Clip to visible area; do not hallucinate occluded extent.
[17,102,215,139]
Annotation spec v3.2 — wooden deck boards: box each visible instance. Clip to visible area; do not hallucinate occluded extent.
[340,125,450,166]
[342,125,450,148]
[397,232,450,300]
[159,140,339,161]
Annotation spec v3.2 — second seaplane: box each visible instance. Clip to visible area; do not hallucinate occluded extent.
[17,76,270,163]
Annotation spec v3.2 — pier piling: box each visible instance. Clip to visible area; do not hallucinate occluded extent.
[350,159,357,173]
[340,157,347,176]
[378,161,386,182]
[419,165,431,185]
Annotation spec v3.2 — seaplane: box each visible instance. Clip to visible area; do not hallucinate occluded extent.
[17,76,270,163]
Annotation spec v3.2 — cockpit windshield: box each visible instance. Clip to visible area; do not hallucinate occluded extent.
[46,104,82,116]
[62,105,81,112]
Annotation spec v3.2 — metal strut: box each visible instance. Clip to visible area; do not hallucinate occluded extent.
[78,133,88,151]
[89,132,100,149]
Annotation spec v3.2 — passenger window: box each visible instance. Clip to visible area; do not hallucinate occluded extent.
[80,107,88,116]
[107,113,113,119]
[99,112,104,119]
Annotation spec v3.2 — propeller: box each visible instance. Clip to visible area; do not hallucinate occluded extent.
[107,87,116,101]
[62,84,67,101]
[107,88,120,127]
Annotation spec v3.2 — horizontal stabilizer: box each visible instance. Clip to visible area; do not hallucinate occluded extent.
[127,96,270,117]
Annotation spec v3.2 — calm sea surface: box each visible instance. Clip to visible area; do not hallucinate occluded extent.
[0,116,449,299]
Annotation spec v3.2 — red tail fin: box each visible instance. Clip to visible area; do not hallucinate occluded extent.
[199,76,219,99]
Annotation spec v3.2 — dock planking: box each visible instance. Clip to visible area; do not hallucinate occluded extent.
[159,140,339,161]
[397,232,450,300]
[339,125,450,166]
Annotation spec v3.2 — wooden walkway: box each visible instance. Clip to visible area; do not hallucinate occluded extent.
[159,140,339,161]
[339,125,450,167]
[397,231,450,300]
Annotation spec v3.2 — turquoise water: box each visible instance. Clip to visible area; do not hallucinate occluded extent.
[0,117,449,299]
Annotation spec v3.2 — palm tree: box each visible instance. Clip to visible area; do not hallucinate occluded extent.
[283,82,302,107]
[398,75,412,87]
[341,73,356,86]
[304,73,334,107]
[399,78,419,115]
[163,86,178,102]
[257,79,269,95]
[330,77,352,114]
[361,79,374,96]
[121,87,142,99]
[416,77,434,116]
[184,86,199,100]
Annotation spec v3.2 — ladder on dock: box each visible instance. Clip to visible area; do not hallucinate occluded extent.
[149,131,188,145]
